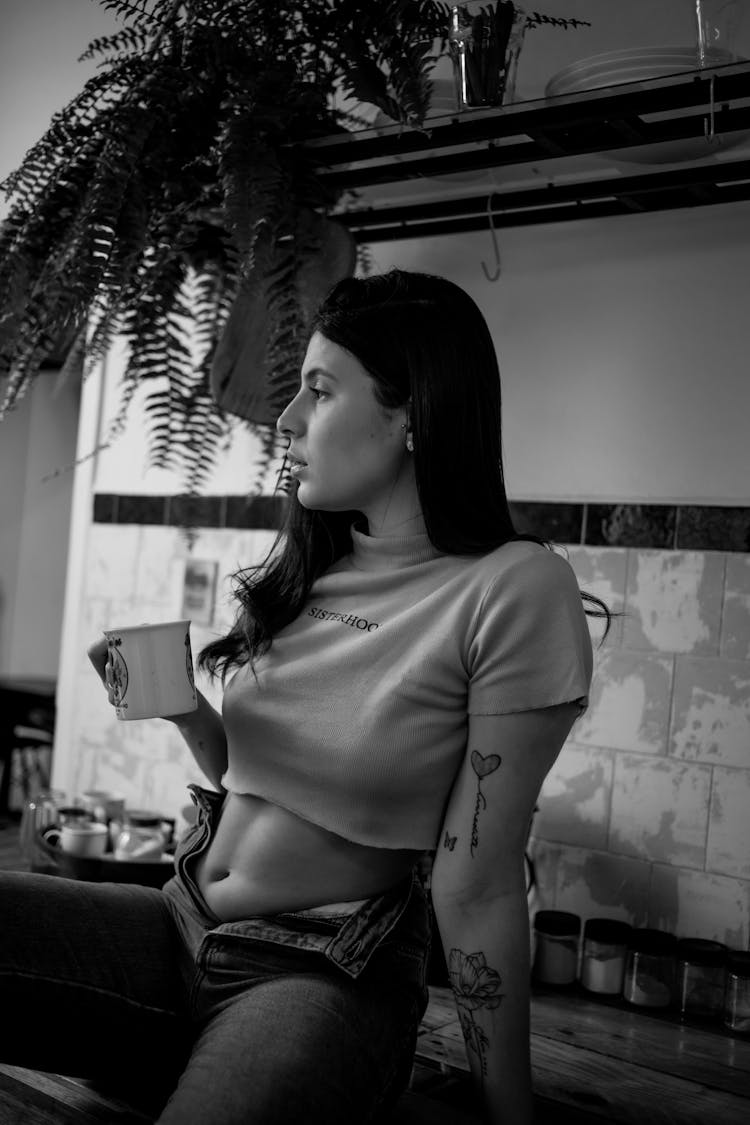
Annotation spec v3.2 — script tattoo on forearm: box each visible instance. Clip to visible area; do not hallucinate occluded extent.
[448,948,504,1080]
[443,830,457,851]
[469,750,501,856]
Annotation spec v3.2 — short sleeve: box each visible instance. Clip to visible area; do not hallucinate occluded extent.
[466,548,593,716]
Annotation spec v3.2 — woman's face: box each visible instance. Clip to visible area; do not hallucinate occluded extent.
[276,332,412,522]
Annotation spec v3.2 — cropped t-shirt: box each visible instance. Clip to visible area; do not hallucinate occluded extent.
[222,526,593,850]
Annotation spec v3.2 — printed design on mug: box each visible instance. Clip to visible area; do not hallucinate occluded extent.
[109,637,129,707]
[185,629,196,696]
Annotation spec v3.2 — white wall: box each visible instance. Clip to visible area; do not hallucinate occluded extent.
[0,382,31,672]
[367,201,750,505]
[0,373,80,677]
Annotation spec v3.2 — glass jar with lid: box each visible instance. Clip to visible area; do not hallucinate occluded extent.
[724,951,750,1034]
[532,910,581,986]
[114,810,165,862]
[622,928,676,1008]
[580,918,633,996]
[676,939,727,1021]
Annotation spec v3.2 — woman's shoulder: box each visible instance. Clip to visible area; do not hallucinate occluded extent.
[467,540,584,624]
[470,538,571,584]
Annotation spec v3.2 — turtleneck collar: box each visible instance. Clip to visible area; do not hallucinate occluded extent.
[349,522,443,571]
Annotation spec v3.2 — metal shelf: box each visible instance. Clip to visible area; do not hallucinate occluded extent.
[304,62,750,240]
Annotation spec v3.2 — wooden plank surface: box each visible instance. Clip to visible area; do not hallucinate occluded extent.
[531,990,750,1097]
[0,1066,151,1124]
[531,1037,750,1125]
[419,986,750,1124]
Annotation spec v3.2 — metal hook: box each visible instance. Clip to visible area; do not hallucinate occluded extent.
[481,192,501,282]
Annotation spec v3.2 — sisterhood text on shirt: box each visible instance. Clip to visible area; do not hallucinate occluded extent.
[308,607,380,632]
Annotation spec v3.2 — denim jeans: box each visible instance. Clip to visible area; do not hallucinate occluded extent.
[0,785,431,1124]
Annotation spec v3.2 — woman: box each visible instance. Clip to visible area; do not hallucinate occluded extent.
[0,269,600,1124]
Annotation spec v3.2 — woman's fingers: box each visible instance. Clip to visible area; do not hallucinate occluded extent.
[87,637,109,681]
[104,662,116,705]
[87,637,116,704]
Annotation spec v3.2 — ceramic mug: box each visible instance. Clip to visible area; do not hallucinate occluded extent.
[43,822,109,857]
[103,620,198,721]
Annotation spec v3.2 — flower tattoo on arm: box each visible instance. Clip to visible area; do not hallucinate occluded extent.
[448,948,504,1079]
[469,750,501,856]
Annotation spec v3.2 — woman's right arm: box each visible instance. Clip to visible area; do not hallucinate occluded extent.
[165,692,228,791]
[87,638,228,791]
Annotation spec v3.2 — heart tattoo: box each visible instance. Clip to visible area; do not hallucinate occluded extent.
[471,751,501,779]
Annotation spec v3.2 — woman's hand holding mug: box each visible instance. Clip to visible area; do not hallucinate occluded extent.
[88,622,198,721]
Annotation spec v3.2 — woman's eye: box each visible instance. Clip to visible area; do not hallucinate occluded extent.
[309,386,328,400]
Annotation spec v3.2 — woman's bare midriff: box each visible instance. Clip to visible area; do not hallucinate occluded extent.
[192,790,422,921]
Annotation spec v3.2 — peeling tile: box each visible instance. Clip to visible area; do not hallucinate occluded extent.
[536,744,613,849]
[85,524,143,599]
[721,554,750,660]
[623,551,723,654]
[609,754,711,868]
[574,649,673,754]
[565,547,627,648]
[526,838,562,913]
[509,502,583,544]
[585,504,676,549]
[133,528,184,611]
[649,864,749,947]
[707,767,750,879]
[551,844,651,926]
[676,507,750,553]
[116,495,167,525]
[670,656,750,768]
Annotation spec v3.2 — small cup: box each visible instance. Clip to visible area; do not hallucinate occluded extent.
[103,619,198,721]
[57,806,95,828]
[44,822,109,858]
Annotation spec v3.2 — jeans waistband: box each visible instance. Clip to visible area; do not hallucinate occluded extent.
[167,785,431,983]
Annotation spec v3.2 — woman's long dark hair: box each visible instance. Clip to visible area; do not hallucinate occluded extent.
[199,269,610,680]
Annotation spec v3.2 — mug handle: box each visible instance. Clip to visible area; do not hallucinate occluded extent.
[42,826,61,847]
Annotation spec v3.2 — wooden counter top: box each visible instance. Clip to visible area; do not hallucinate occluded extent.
[415,985,750,1124]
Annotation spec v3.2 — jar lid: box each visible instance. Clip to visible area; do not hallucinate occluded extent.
[727,951,750,978]
[584,918,633,945]
[676,938,727,967]
[126,809,163,827]
[628,928,676,955]
[534,910,581,937]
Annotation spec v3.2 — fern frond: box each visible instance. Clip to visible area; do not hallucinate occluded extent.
[78,26,151,63]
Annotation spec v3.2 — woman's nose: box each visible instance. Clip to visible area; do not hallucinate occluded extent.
[276,398,298,438]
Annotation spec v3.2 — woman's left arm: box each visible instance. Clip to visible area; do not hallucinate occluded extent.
[430,703,582,1125]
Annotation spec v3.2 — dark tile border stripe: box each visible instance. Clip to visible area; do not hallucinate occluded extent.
[92,495,750,552]
[93,494,287,532]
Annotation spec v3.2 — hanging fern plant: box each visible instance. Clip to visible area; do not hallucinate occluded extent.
[0,0,450,492]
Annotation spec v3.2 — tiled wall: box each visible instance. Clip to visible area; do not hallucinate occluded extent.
[73,497,750,945]
[533,546,750,949]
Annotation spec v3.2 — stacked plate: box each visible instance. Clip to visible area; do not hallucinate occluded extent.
[545,46,736,99]
[545,46,747,165]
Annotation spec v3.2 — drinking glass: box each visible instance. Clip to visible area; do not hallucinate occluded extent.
[19,788,65,868]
